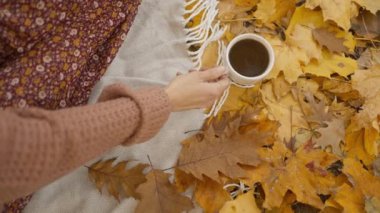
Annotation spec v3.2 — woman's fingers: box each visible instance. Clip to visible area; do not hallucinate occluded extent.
[211,76,230,97]
[199,66,227,81]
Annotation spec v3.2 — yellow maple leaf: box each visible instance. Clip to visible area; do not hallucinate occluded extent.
[345,126,376,165]
[288,24,323,60]
[220,191,261,213]
[332,183,365,212]
[234,0,258,7]
[287,6,356,51]
[351,65,380,130]
[287,6,326,34]
[261,82,309,141]
[303,50,357,78]
[266,36,309,83]
[305,0,352,31]
[195,177,232,213]
[243,142,339,209]
[353,0,380,15]
[254,0,296,24]
[343,158,380,198]
[218,84,261,113]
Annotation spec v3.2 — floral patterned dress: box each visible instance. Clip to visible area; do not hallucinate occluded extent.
[0,0,141,211]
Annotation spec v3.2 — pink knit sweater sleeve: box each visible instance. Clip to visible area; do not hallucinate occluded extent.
[0,84,171,203]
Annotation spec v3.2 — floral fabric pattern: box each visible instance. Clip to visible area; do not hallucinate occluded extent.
[0,0,141,109]
[0,0,141,212]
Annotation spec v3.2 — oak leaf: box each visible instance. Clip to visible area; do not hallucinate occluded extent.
[135,170,193,213]
[87,159,148,201]
[177,131,262,181]
[313,119,345,156]
[358,48,380,69]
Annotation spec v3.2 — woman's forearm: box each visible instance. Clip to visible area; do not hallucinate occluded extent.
[0,84,171,203]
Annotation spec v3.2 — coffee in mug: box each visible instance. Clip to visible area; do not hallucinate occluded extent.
[226,34,275,86]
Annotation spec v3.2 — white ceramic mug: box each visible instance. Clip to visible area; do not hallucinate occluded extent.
[225,33,275,86]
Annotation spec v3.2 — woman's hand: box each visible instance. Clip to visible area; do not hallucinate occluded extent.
[165,66,230,111]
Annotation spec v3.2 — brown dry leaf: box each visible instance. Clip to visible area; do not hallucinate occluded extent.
[343,158,380,198]
[332,183,365,212]
[135,169,193,213]
[365,197,380,213]
[194,177,231,213]
[351,10,380,39]
[312,28,349,53]
[313,119,345,156]
[220,191,260,213]
[301,91,333,126]
[358,48,380,69]
[177,131,262,181]
[305,0,352,31]
[200,41,219,69]
[374,157,380,177]
[87,159,148,201]
[329,99,356,126]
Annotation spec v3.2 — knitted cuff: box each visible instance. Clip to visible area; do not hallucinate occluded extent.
[98,83,172,145]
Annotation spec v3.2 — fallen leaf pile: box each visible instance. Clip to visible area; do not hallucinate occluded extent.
[87,0,380,212]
